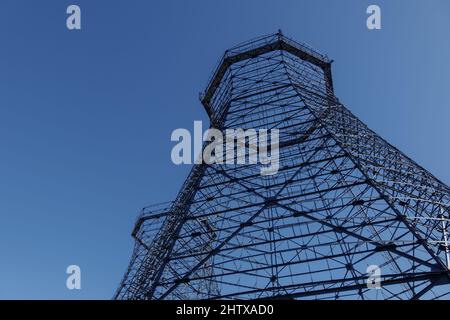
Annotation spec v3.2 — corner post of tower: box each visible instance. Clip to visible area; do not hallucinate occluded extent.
[324,60,334,96]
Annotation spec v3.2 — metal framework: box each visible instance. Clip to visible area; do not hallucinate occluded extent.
[115,32,450,300]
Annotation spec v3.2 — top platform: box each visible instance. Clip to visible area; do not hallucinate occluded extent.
[200,31,333,118]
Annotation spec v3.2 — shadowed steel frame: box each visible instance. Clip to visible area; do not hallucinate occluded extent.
[115,32,450,300]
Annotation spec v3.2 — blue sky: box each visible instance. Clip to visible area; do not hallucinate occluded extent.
[0,0,449,299]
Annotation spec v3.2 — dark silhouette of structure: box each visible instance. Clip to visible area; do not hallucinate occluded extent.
[115,32,450,300]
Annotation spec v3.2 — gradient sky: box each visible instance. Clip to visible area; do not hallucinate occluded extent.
[0,0,449,299]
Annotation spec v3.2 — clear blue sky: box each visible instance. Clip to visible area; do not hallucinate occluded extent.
[0,0,449,299]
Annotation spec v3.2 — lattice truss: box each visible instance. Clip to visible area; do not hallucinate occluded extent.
[115,33,450,300]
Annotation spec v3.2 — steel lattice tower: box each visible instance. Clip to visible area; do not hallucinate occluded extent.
[115,32,450,300]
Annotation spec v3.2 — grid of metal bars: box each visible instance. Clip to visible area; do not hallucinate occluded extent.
[115,32,450,300]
